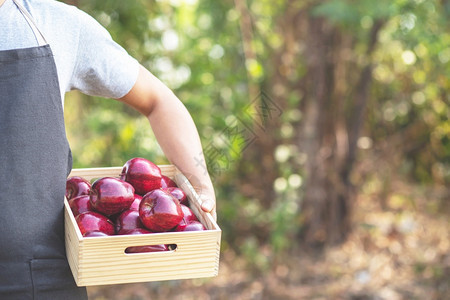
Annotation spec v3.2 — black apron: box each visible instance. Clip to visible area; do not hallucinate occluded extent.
[0,1,87,299]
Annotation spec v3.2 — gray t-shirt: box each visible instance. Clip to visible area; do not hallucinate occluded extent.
[0,0,140,104]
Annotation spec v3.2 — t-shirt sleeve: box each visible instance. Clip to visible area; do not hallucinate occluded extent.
[69,9,139,99]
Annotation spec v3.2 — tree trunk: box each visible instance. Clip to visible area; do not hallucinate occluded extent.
[234,0,282,209]
[232,0,385,248]
[298,16,384,247]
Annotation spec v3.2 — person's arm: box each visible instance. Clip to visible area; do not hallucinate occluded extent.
[119,65,217,220]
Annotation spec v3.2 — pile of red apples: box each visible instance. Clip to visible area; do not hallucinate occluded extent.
[66,158,206,253]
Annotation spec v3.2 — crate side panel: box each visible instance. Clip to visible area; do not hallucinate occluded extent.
[64,200,81,284]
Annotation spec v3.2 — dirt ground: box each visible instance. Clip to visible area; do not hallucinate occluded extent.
[87,180,449,300]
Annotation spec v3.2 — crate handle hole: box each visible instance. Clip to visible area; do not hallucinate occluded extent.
[124,244,177,254]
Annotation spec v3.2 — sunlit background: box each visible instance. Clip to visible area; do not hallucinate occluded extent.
[62,0,449,299]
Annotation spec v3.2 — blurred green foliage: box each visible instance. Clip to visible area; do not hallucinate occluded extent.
[63,0,449,260]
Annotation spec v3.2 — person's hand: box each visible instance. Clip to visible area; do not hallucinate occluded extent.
[178,172,217,222]
[199,190,217,222]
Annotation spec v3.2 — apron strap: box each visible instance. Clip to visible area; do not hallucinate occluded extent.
[12,0,48,46]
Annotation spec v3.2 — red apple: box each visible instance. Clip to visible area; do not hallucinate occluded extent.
[120,228,168,253]
[125,244,169,253]
[165,187,188,206]
[90,177,135,216]
[161,175,177,189]
[66,176,91,200]
[76,211,115,236]
[139,189,184,232]
[120,157,162,195]
[83,231,110,238]
[180,204,198,223]
[115,209,144,235]
[69,195,93,217]
[173,204,198,232]
[109,195,141,221]
[129,194,143,211]
[175,220,206,232]
[122,228,153,235]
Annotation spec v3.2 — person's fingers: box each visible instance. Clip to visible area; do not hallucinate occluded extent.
[211,210,217,222]
[201,199,214,212]
[201,198,217,221]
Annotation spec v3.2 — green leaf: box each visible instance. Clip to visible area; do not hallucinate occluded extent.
[311,0,360,24]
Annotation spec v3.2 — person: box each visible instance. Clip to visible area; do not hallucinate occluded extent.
[0,0,216,298]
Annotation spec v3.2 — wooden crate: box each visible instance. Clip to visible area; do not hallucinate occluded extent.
[64,165,221,286]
